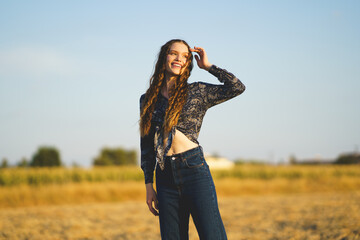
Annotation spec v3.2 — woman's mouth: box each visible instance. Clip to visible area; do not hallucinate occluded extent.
[172,62,182,68]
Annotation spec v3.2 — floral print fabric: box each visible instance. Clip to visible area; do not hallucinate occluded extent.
[140,65,245,183]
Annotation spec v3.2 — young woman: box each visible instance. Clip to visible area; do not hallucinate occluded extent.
[139,39,245,239]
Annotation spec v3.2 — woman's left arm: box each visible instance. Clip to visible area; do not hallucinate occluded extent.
[190,46,246,108]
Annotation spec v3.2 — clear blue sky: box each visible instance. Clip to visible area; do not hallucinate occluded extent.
[1,0,359,166]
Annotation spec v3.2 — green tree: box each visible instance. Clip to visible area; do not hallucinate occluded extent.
[93,147,137,166]
[1,158,9,168]
[93,156,113,166]
[289,154,297,165]
[17,157,29,168]
[335,153,360,164]
[126,150,137,165]
[71,161,81,168]
[30,146,62,167]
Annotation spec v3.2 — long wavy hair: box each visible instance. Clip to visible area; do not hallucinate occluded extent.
[140,39,193,137]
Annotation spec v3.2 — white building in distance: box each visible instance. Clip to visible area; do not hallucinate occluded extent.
[204,154,235,169]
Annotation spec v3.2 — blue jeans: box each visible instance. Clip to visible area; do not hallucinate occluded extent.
[156,146,227,240]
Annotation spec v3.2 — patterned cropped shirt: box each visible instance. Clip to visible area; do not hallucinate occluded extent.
[140,65,245,184]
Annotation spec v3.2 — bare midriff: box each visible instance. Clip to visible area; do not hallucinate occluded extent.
[165,129,199,156]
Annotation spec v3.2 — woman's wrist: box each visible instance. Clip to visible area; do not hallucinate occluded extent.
[205,64,213,72]
[145,182,153,190]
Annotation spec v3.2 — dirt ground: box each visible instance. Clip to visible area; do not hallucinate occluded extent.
[1,191,360,240]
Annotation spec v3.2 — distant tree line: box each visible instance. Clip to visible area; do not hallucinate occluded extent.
[0,146,63,168]
[93,147,137,166]
[288,152,360,165]
[1,146,137,168]
[334,153,360,164]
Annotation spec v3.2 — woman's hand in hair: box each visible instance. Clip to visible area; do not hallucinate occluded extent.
[190,46,212,71]
[145,183,159,216]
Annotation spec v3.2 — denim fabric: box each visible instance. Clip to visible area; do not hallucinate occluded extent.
[156,146,227,240]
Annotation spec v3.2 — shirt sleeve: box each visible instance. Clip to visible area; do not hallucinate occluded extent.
[199,65,245,109]
[139,94,156,184]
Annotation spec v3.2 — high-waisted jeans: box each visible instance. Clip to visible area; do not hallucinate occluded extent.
[155,146,227,240]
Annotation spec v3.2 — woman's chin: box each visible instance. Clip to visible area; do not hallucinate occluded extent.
[167,71,181,77]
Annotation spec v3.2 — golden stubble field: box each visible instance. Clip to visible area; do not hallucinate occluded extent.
[1,165,360,240]
[1,191,360,240]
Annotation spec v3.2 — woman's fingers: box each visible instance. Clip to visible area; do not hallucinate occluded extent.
[193,47,207,59]
[195,55,200,62]
[190,46,204,54]
[194,46,205,52]
[146,187,159,216]
[191,46,210,70]
[147,200,159,216]
[146,191,159,216]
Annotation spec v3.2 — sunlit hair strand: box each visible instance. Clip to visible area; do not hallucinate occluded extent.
[140,39,193,137]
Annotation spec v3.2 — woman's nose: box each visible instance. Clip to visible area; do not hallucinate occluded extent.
[175,55,185,62]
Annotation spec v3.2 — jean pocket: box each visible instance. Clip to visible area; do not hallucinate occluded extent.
[184,154,204,169]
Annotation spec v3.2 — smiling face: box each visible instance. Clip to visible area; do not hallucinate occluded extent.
[165,42,190,77]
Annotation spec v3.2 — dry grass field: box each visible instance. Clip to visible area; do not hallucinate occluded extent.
[0,165,360,239]
[0,192,359,240]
